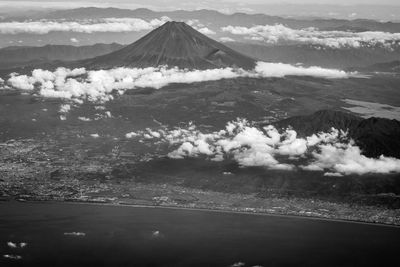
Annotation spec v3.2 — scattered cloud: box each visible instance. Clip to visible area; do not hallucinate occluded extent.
[186,19,199,26]
[185,19,216,35]
[105,111,112,118]
[7,242,17,249]
[78,116,92,121]
[197,27,216,35]
[70,37,79,43]
[221,24,400,48]
[6,62,355,102]
[59,104,71,114]
[3,254,22,260]
[125,119,400,175]
[0,17,171,34]
[6,242,28,249]
[152,230,161,237]
[8,74,35,90]
[126,132,139,138]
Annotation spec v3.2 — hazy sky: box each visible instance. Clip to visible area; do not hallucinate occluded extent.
[1,0,400,9]
[1,0,400,21]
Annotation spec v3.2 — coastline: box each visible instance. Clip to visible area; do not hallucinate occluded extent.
[4,198,400,228]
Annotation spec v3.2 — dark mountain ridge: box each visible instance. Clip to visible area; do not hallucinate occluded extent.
[360,60,400,73]
[227,42,400,69]
[274,110,400,158]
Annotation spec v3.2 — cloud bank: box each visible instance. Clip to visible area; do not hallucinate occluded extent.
[221,24,400,49]
[6,62,354,102]
[0,17,170,34]
[125,119,400,176]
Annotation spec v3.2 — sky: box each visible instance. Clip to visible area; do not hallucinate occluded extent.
[0,0,400,20]
[1,0,400,9]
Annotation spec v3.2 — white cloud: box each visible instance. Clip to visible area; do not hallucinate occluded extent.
[3,254,22,260]
[221,24,400,49]
[7,62,354,102]
[0,17,171,34]
[126,119,400,175]
[186,19,199,26]
[304,143,400,175]
[8,74,35,90]
[255,62,349,78]
[197,27,216,35]
[151,230,162,238]
[126,132,139,138]
[59,104,71,113]
[78,116,91,121]
[219,37,235,42]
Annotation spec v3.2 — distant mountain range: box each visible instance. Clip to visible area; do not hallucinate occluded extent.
[274,110,400,158]
[0,43,124,70]
[227,43,400,69]
[82,21,255,70]
[28,7,400,33]
[1,7,400,49]
[358,60,400,73]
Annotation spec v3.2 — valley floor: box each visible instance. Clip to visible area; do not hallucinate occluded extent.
[1,138,400,226]
[1,75,400,227]
[2,182,400,226]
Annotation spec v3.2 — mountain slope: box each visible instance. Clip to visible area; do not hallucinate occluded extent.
[83,21,256,70]
[274,110,400,158]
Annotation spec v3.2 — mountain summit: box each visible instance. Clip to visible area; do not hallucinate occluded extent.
[84,21,256,70]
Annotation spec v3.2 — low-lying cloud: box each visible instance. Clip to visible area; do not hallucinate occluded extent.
[125,119,400,176]
[6,62,355,102]
[255,62,348,78]
[0,17,170,34]
[221,24,400,49]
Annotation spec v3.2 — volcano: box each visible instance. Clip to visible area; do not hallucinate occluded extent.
[83,21,256,70]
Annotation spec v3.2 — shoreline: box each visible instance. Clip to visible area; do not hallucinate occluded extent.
[4,199,400,228]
